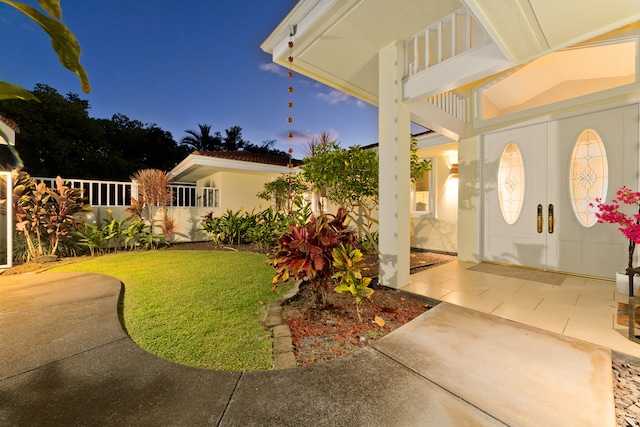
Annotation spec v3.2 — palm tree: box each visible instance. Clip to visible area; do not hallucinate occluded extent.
[180,124,222,152]
[222,125,246,151]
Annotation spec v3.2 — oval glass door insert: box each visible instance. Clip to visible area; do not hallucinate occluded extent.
[569,128,608,227]
[498,142,525,225]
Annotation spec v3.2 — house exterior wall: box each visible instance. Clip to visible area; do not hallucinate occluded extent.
[196,170,280,214]
[457,135,481,264]
[84,206,210,244]
[411,147,458,254]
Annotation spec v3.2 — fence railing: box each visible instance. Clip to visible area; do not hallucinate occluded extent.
[404,7,490,78]
[34,177,219,208]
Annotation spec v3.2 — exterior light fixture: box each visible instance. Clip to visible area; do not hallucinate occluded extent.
[450,163,459,176]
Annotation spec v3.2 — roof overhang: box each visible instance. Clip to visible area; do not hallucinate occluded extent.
[169,154,300,183]
[262,0,640,106]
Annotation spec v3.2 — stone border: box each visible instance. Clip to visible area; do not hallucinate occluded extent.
[267,281,301,369]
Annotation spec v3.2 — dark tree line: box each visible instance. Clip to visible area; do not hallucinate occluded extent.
[0,84,187,180]
[0,84,287,181]
[180,123,287,156]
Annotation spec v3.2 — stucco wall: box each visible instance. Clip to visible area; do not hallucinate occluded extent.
[410,140,459,253]
[84,206,209,244]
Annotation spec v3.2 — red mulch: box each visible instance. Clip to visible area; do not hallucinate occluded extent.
[281,283,434,366]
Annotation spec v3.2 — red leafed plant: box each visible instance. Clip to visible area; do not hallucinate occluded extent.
[269,208,357,306]
[592,186,640,269]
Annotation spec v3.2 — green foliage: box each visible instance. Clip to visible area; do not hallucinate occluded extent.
[0,86,188,180]
[332,243,374,322]
[269,208,357,306]
[201,208,256,246]
[245,206,290,252]
[201,197,315,252]
[301,134,432,253]
[257,173,308,211]
[12,170,89,260]
[0,0,90,98]
[359,231,379,255]
[77,210,127,255]
[130,169,174,247]
[410,137,432,183]
[301,139,378,249]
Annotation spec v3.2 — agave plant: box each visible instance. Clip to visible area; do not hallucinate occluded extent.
[269,208,357,306]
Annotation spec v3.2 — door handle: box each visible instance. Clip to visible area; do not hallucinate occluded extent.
[537,204,543,233]
[548,204,554,234]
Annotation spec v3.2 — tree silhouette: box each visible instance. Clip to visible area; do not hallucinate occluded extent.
[180,124,222,152]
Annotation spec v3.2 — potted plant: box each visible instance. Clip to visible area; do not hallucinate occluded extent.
[593,186,640,295]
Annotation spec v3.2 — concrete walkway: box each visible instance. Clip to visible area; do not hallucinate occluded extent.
[0,273,615,426]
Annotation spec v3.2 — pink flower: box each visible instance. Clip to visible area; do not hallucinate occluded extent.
[591,186,640,245]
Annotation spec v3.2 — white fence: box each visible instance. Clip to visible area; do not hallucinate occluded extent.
[34,177,219,209]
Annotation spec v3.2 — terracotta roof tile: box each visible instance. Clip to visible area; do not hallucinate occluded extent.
[194,150,303,167]
[0,115,20,133]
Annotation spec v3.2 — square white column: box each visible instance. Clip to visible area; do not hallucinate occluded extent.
[378,40,411,288]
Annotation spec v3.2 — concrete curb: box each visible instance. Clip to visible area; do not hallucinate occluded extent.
[268,280,301,369]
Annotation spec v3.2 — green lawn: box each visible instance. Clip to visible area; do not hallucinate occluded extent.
[51,250,291,371]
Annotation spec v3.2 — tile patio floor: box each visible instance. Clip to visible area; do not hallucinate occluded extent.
[403,260,640,358]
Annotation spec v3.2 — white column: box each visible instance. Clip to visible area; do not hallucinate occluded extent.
[378,40,411,289]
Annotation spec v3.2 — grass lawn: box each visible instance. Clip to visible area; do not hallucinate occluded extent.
[51,250,292,371]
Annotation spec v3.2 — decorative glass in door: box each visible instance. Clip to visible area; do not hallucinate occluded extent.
[498,142,525,225]
[569,128,608,227]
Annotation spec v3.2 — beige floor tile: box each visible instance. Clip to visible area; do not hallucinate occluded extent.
[481,287,542,310]
[439,291,502,314]
[576,285,616,300]
[536,299,614,325]
[402,282,454,300]
[407,260,640,355]
[515,283,574,301]
[561,275,587,287]
[437,279,492,296]
[490,303,568,334]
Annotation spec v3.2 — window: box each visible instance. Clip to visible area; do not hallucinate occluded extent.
[411,159,434,215]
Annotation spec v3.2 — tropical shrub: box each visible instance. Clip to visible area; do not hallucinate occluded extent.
[269,208,357,306]
[129,169,174,247]
[201,208,256,245]
[332,243,374,322]
[12,170,89,260]
[257,173,308,211]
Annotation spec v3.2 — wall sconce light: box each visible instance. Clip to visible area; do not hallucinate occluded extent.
[449,163,459,177]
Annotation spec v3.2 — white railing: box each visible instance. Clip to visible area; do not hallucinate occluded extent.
[404,7,490,78]
[427,91,467,123]
[34,177,219,208]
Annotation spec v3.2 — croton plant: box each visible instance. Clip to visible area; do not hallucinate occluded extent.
[269,208,357,306]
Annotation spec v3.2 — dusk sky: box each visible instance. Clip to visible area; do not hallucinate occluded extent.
[0,1,381,156]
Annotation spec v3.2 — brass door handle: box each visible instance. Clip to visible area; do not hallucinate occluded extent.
[548,204,554,234]
[537,204,543,233]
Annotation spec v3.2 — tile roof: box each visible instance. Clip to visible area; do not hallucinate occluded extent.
[193,150,303,167]
[0,115,20,133]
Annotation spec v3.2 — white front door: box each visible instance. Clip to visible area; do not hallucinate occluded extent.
[483,105,638,278]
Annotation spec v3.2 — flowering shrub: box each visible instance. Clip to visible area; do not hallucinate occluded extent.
[592,186,640,268]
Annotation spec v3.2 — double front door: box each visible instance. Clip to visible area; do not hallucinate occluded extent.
[483,105,638,278]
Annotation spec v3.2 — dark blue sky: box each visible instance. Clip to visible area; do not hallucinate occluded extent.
[0,1,379,154]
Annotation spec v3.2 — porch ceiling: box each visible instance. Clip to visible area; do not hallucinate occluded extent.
[262,0,640,106]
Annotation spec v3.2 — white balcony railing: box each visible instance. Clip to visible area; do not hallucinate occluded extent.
[404,7,490,78]
[427,91,467,123]
[34,177,219,208]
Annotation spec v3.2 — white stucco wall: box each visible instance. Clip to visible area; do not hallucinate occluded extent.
[457,135,481,263]
[410,146,459,253]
